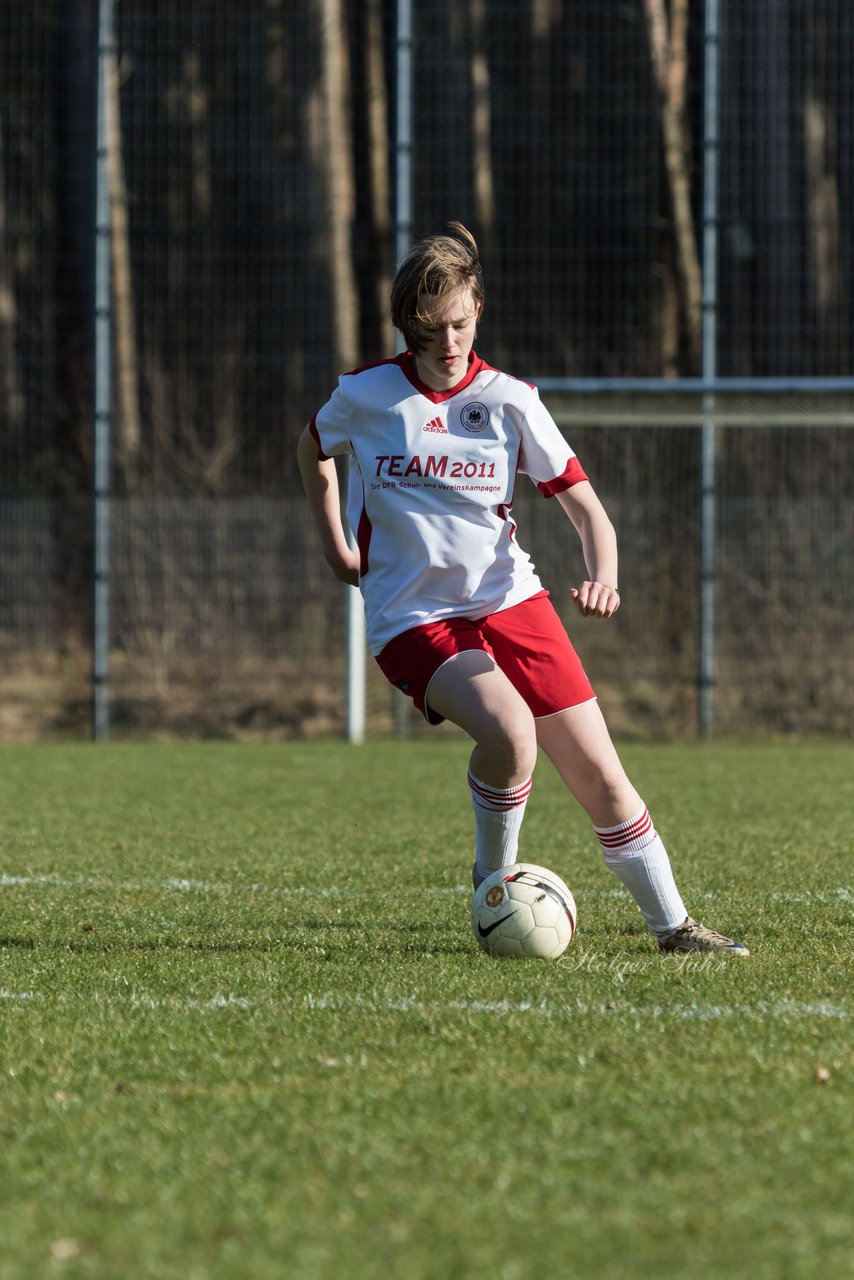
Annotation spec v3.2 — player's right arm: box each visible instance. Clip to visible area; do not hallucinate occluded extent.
[297,425,360,586]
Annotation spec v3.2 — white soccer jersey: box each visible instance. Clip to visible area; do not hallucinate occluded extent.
[309,351,587,655]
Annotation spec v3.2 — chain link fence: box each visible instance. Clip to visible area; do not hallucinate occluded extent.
[1,0,852,739]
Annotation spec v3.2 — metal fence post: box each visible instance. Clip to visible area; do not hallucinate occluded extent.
[346,571,366,743]
[699,0,722,739]
[391,0,413,740]
[92,0,114,741]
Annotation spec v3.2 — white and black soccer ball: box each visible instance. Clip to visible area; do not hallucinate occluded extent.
[470,864,577,959]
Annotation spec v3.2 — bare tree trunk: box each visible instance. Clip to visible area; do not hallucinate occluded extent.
[0,116,24,429]
[644,0,702,370]
[529,0,560,168]
[106,47,142,469]
[308,0,360,373]
[655,261,680,379]
[804,5,846,368]
[182,51,213,218]
[718,6,753,376]
[751,0,801,374]
[364,0,394,355]
[468,0,497,261]
[805,96,843,362]
[158,45,242,492]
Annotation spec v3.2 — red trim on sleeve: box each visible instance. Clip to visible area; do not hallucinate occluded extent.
[536,457,588,498]
[308,416,331,462]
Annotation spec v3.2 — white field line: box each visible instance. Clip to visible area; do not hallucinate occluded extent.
[1,872,852,906]
[0,872,373,898]
[0,985,850,1023]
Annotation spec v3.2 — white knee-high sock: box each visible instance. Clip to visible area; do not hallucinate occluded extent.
[594,806,687,939]
[468,771,532,880]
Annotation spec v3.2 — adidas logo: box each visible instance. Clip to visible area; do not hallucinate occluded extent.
[422,416,447,434]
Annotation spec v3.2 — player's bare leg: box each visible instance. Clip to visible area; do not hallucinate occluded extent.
[534,697,641,826]
[427,649,537,788]
[427,650,537,884]
[535,701,748,953]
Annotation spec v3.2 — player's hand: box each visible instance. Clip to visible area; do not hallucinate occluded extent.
[570,581,620,619]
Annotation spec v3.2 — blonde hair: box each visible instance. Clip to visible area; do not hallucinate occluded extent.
[391,221,485,351]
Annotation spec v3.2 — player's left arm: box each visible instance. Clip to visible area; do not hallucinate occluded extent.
[555,481,621,619]
[297,426,360,586]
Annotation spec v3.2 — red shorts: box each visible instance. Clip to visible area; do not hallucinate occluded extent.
[375,591,595,725]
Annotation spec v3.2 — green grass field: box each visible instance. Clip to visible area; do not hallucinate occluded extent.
[1,739,852,1280]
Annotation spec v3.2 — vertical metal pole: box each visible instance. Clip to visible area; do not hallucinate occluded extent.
[345,463,366,743]
[346,555,366,743]
[92,0,114,741]
[699,0,721,739]
[391,0,414,739]
[345,0,413,747]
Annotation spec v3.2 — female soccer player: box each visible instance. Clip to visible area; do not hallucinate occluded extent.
[298,223,748,955]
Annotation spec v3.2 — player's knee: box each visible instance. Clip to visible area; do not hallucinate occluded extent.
[487,707,538,779]
[586,768,641,826]
[598,769,630,806]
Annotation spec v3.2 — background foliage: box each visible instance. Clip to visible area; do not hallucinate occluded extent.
[1,1,852,737]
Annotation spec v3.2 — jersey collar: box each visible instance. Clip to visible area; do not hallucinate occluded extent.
[398,350,486,403]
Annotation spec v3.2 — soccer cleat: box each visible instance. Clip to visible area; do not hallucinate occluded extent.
[471,863,485,890]
[659,916,750,956]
